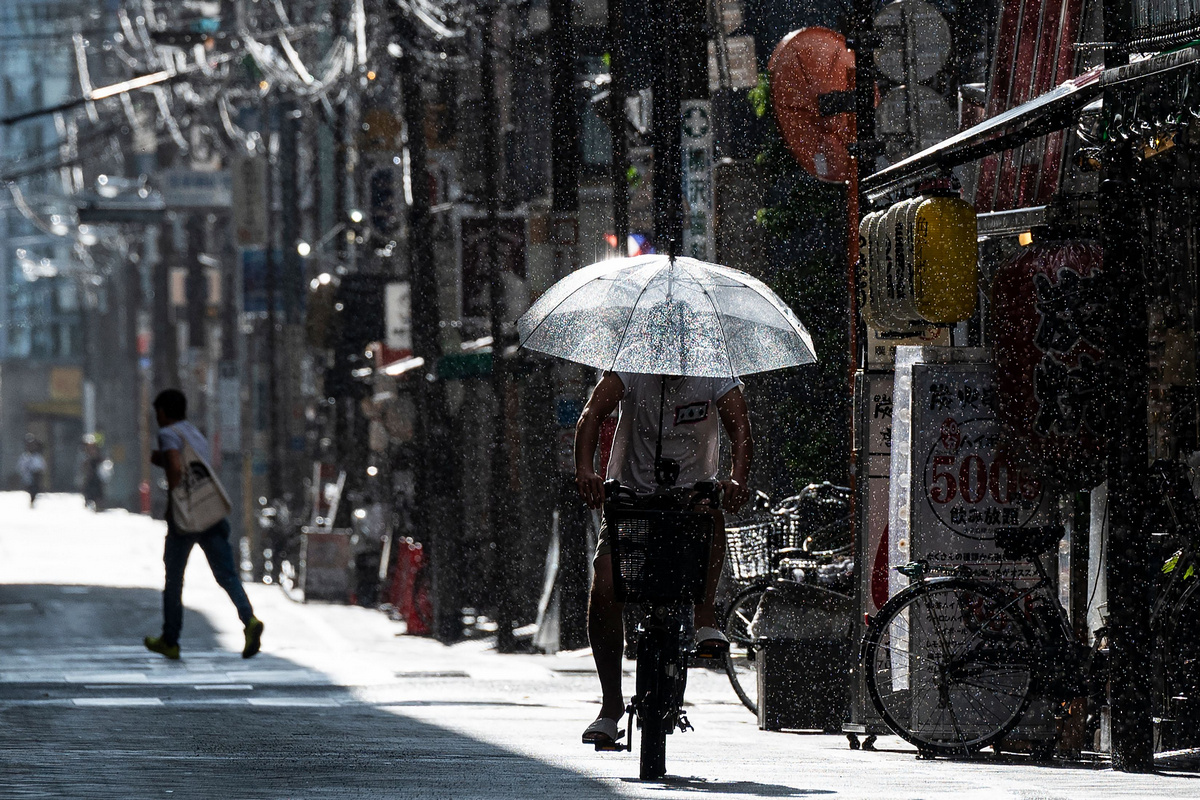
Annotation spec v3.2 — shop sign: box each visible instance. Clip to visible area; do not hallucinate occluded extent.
[861,194,978,335]
[864,326,949,367]
[384,282,412,351]
[890,348,1047,587]
[217,362,241,454]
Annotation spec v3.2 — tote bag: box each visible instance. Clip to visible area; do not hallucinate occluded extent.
[170,437,233,533]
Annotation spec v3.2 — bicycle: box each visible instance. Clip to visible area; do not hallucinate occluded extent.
[594,480,720,780]
[1148,460,1200,747]
[721,484,853,715]
[862,459,1200,758]
[861,524,1091,758]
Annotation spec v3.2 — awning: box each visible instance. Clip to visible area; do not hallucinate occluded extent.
[862,44,1200,201]
[863,67,1103,201]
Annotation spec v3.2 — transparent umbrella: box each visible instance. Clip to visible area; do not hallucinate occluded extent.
[517,255,817,377]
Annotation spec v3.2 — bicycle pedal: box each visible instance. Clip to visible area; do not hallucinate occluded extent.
[676,714,694,733]
[593,737,629,752]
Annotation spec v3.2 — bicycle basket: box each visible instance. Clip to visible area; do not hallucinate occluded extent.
[606,506,714,604]
[725,519,777,582]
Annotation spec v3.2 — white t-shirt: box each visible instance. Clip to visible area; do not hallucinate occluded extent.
[606,373,742,494]
[157,421,211,463]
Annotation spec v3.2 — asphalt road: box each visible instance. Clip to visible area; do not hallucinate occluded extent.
[1,492,1197,799]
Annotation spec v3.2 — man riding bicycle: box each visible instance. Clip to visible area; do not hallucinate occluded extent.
[575,371,753,746]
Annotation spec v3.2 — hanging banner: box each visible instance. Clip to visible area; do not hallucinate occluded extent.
[990,240,1106,487]
[681,99,715,261]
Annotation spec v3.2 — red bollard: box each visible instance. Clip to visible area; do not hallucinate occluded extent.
[139,481,152,515]
[388,538,431,635]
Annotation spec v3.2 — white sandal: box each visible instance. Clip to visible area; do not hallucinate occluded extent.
[582,716,621,745]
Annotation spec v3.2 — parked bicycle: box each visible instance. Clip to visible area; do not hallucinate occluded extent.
[593,480,720,780]
[720,483,852,714]
[861,458,1200,759]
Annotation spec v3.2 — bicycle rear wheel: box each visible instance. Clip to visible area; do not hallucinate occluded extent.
[721,585,765,715]
[863,577,1035,756]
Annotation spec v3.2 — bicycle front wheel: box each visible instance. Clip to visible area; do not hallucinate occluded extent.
[721,585,765,715]
[863,577,1035,756]
[636,632,670,779]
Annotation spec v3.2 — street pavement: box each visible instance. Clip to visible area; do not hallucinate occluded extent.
[1,492,1198,799]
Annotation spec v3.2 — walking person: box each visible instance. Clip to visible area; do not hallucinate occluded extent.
[79,436,108,511]
[143,389,264,660]
[574,372,752,746]
[17,435,47,508]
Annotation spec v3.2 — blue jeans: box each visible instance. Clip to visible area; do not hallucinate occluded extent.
[162,518,254,646]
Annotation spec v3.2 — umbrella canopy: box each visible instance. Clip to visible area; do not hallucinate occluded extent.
[517,255,817,377]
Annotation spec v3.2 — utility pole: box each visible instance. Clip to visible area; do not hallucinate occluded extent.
[548,0,588,652]
[650,0,683,255]
[481,2,518,653]
[607,0,630,257]
[1101,0,1153,772]
[263,98,283,506]
[397,15,463,643]
[330,0,355,529]
[153,216,179,395]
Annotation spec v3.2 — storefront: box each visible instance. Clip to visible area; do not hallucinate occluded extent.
[847,8,1200,763]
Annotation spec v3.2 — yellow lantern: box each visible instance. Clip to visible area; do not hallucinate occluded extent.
[912,194,978,324]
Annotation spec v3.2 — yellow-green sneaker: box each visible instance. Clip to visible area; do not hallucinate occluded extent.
[242,617,264,659]
[144,635,180,660]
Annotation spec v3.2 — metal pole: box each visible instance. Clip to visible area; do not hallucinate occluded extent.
[608,0,630,257]
[847,0,880,738]
[650,0,683,255]
[480,2,518,653]
[548,0,588,652]
[1101,0,1152,771]
[153,215,179,394]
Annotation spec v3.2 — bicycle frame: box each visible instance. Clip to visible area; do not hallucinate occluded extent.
[598,480,717,778]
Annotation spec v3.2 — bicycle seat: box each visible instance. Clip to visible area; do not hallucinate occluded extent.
[995,526,1065,559]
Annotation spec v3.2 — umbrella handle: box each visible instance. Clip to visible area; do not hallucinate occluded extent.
[653,375,679,488]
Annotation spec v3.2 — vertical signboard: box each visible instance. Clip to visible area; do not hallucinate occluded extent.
[889,346,1054,742]
[385,281,412,352]
[891,347,1048,578]
[231,157,267,247]
[861,372,894,616]
[217,361,241,455]
[681,99,714,261]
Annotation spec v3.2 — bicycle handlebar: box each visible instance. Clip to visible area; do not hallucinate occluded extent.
[603,479,722,510]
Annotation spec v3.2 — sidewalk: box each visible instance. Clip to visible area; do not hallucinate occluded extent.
[1,492,1197,798]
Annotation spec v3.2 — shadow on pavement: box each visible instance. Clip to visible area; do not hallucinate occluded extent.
[626,777,834,796]
[0,583,629,799]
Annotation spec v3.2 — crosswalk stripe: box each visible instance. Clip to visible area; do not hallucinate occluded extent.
[71,697,164,707]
